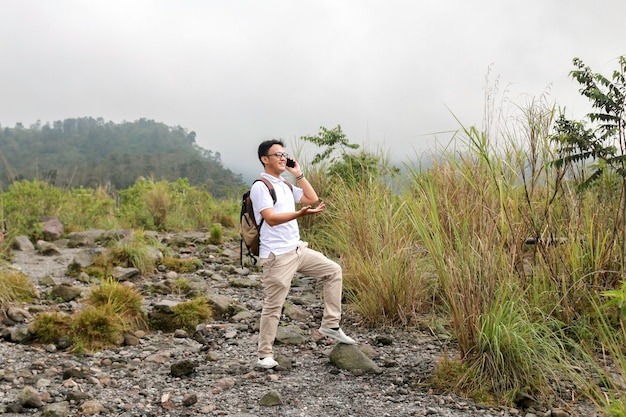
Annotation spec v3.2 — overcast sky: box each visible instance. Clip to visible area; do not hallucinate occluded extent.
[1,1,625,181]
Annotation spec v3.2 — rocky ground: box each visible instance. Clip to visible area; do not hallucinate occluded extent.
[0,230,599,417]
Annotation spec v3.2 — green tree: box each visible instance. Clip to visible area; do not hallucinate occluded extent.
[300,125,359,165]
[550,56,626,276]
[300,125,398,185]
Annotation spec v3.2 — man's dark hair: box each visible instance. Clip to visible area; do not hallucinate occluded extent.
[258,139,285,165]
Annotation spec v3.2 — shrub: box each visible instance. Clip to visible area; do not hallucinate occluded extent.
[161,256,200,273]
[105,233,160,275]
[86,277,147,331]
[144,181,170,230]
[172,297,212,332]
[0,269,37,310]
[71,304,124,352]
[31,312,72,344]
[209,223,223,245]
[116,177,216,231]
[170,278,190,295]
[0,180,64,240]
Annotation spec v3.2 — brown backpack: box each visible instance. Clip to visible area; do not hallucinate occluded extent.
[239,178,293,264]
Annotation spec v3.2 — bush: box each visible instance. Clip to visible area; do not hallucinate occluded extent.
[86,277,147,331]
[314,178,433,325]
[171,297,212,332]
[71,304,124,352]
[161,256,200,273]
[31,312,72,344]
[116,177,216,231]
[0,269,37,310]
[209,223,223,245]
[104,232,160,275]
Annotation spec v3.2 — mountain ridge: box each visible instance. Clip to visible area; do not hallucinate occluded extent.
[0,117,245,198]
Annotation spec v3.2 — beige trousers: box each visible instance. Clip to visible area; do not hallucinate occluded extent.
[257,242,343,358]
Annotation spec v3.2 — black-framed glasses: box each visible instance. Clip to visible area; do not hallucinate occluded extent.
[266,152,289,159]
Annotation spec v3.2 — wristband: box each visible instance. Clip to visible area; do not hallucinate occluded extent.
[296,173,305,181]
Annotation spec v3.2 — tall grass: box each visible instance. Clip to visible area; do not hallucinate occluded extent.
[588,284,626,414]
[398,97,606,404]
[312,175,434,326]
[297,98,616,404]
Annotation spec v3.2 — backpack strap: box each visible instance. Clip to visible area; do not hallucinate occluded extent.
[244,177,294,265]
[256,177,293,206]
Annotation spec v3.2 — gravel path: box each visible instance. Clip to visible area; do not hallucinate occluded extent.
[0,237,598,417]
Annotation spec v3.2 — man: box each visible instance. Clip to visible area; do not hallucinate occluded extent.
[251,139,355,369]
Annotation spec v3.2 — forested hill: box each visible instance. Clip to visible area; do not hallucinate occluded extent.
[0,117,245,198]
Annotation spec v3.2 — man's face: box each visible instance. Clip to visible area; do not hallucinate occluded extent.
[263,144,288,173]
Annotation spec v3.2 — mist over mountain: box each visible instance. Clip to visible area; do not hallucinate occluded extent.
[0,117,246,198]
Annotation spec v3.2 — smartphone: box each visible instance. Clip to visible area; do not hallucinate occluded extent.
[286,158,296,168]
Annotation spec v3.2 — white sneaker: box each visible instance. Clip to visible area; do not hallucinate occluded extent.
[256,357,278,369]
[319,327,356,344]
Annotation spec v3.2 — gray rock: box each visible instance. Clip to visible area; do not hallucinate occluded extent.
[275,324,306,345]
[80,400,105,414]
[186,276,209,296]
[66,391,93,402]
[154,299,180,312]
[182,393,198,406]
[10,324,32,344]
[50,283,82,302]
[102,229,132,241]
[259,389,282,406]
[41,217,64,241]
[76,271,92,283]
[66,230,105,247]
[231,310,253,322]
[39,275,57,286]
[171,359,196,377]
[206,292,235,318]
[7,306,33,322]
[71,249,100,268]
[37,241,62,256]
[13,235,35,251]
[148,281,171,294]
[19,385,43,408]
[41,401,70,417]
[123,333,141,346]
[284,302,311,322]
[111,266,140,281]
[221,248,238,258]
[228,277,261,288]
[328,344,383,374]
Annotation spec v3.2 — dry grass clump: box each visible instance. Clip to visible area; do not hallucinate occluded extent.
[171,297,212,332]
[31,312,72,344]
[161,256,201,273]
[85,277,147,331]
[30,278,147,352]
[150,297,212,333]
[102,232,161,275]
[0,269,37,310]
[71,304,124,352]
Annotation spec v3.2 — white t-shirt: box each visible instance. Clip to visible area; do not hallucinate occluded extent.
[250,173,305,258]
